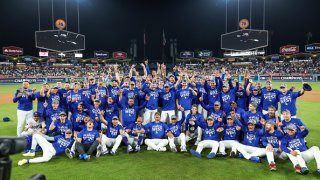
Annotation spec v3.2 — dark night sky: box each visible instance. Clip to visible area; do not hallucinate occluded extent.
[0,0,320,60]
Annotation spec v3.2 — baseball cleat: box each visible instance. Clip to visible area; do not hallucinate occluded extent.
[158,147,167,152]
[22,152,35,157]
[79,154,84,160]
[18,159,28,166]
[301,167,309,175]
[190,149,201,158]
[216,152,227,157]
[194,140,200,146]
[65,148,74,159]
[230,151,236,158]
[239,153,244,159]
[135,145,141,152]
[249,156,260,163]
[127,145,133,153]
[207,152,216,159]
[110,150,116,155]
[269,162,277,171]
[180,146,187,152]
[171,146,177,152]
[294,165,302,174]
[83,154,89,160]
[102,149,109,155]
[147,147,153,151]
[96,146,102,157]
[315,169,320,176]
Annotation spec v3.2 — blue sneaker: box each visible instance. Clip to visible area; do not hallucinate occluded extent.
[79,154,84,160]
[249,156,260,163]
[190,149,201,158]
[301,167,309,175]
[83,154,89,160]
[315,169,320,176]
[207,152,216,159]
[239,153,244,159]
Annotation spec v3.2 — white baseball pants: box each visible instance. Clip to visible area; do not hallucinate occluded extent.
[17,110,33,137]
[145,139,168,150]
[287,146,320,169]
[101,134,122,152]
[160,110,175,123]
[234,143,266,159]
[28,134,56,163]
[219,140,238,154]
[196,140,220,154]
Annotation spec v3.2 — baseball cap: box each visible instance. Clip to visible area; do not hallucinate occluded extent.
[94,99,100,103]
[171,115,177,119]
[250,102,258,108]
[266,80,272,85]
[226,115,232,119]
[33,112,40,117]
[164,84,170,88]
[52,86,59,89]
[87,118,94,123]
[65,129,72,134]
[52,100,59,104]
[266,120,276,126]
[154,112,161,116]
[89,77,95,80]
[214,101,221,106]
[3,117,10,122]
[59,112,67,116]
[287,123,297,131]
[222,83,229,87]
[112,116,119,120]
[130,81,135,85]
[247,119,256,125]
[168,74,175,78]
[111,78,118,82]
[280,83,287,88]
[230,101,236,105]
[207,116,214,121]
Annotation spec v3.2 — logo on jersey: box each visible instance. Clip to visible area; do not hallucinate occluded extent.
[280,95,292,105]
[264,92,276,102]
[288,139,303,150]
[152,125,163,134]
[205,128,215,136]
[226,127,236,137]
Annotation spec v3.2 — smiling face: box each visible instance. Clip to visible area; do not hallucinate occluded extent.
[207,119,214,126]
[282,111,291,121]
[288,129,295,136]
[59,114,66,122]
[136,116,143,125]
[154,113,161,122]
[86,121,94,129]
[112,118,119,126]
[265,123,273,132]
[247,123,255,131]
[226,118,234,125]
[191,106,198,115]
[268,107,275,116]
[22,81,29,89]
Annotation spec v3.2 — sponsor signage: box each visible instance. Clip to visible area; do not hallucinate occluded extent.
[39,51,49,57]
[74,53,83,58]
[23,57,33,62]
[208,57,215,62]
[280,45,299,55]
[180,51,194,59]
[3,46,24,56]
[94,51,109,58]
[198,50,212,58]
[305,43,320,52]
[260,76,313,81]
[224,50,265,57]
[0,78,46,84]
[112,51,127,59]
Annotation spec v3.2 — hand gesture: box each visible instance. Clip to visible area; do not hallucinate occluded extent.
[266,144,273,152]
[99,110,105,116]
[236,126,241,131]
[290,150,298,157]
[299,126,305,131]
[145,95,150,101]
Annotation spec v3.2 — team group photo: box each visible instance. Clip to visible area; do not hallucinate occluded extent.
[1,0,320,179]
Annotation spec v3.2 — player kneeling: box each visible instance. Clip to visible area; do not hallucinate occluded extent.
[144,112,173,152]
[167,112,187,152]
[233,119,265,163]
[261,120,287,171]
[18,129,74,165]
[122,116,145,153]
[281,124,320,175]
[218,115,241,157]
[189,116,223,159]
[97,116,124,156]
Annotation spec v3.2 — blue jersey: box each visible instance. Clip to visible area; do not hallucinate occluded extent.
[144,88,160,110]
[242,128,263,147]
[281,129,309,153]
[176,88,194,110]
[80,88,92,108]
[52,135,74,155]
[137,88,146,106]
[106,124,123,138]
[107,85,120,101]
[145,122,169,139]
[67,90,82,113]
[78,129,100,144]
[263,114,277,124]
[88,105,103,130]
[235,89,247,110]
[91,86,108,107]
[53,120,72,135]
[200,102,225,123]
[205,86,219,106]
[261,129,283,148]
[243,111,263,128]
[47,93,61,109]
[220,89,237,113]
[104,103,119,124]
[281,118,305,135]
[126,123,145,137]
[45,108,64,131]
[222,123,241,141]
[196,83,208,104]
[248,94,263,112]
[13,89,35,111]
[34,91,47,115]
[72,111,87,131]
[261,88,281,111]
[118,102,146,127]
[185,113,204,131]
[278,91,302,116]
[167,112,185,137]
[195,121,221,141]
[159,88,176,111]
[58,88,69,109]
[122,88,139,105]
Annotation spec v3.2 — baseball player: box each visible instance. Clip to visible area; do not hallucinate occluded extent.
[102,96,119,124]
[167,112,187,152]
[189,116,223,159]
[91,78,108,108]
[263,106,280,125]
[261,120,286,171]
[96,116,124,156]
[20,112,46,137]
[18,129,74,165]
[13,80,35,137]
[143,82,160,123]
[71,103,88,132]
[49,112,72,136]
[242,102,264,128]
[75,119,101,160]
[67,82,82,114]
[34,82,49,116]
[246,82,263,113]
[122,116,145,153]
[220,80,238,114]
[44,100,64,134]
[199,99,225,124]
[144,112,173,152]
[281,124,320,175]
[278,83,305,118]
[233,119,265,163]
[218,115,242,157]
[279,110,306,135]
[87,99,104,130]
[260,81,281,115]
[46,86,61,109]
[185,105,205,145]
[159,83,177,123]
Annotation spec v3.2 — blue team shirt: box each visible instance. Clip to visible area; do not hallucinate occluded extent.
[53,120,72,135]
[78,129,100,144]
[159,88,176,111]
[106,124,123,138]
[261,129,284,148]
[281,129,309,153]
[248,94,263,112]
[242,128,263,147]
[13,89,35,111]
[261,88,281,111]
[195,121,221,141]
[243,111,264,127]
[126,123,145,137]
[223,123,241,141]
[176,88,194,110]
[278,91,302,116]
[34,91,47,115]
[144,88,160,110]
[52,135,74,155]
[281,118,305,135]
[145,122,169,139]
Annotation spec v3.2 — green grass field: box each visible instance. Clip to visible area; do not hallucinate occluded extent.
[0,82,320,180]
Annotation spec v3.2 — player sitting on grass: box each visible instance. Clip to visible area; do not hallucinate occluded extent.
[122,116,145,153]
[281,123,320,176]
[144,112,174,152]
[189,116,223,159]
[96,116,123,156]
[49,112,72,136]
[167,111,187,152]
[18,129,74,166]
[20,112,46,137]
[218,115,242,157]
[261,120,286,171]
[233,119,265,163]
[75,119,100,161]
[279,110,306,135]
